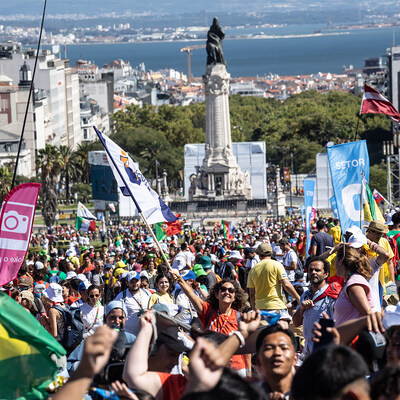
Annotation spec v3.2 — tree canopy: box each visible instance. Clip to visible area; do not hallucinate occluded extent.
[110,90,391,185]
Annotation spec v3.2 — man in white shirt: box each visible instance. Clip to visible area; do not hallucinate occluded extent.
[181,243,195,267]
[115,272,151,335]
[279,237,298,283]
[245,247,260,270]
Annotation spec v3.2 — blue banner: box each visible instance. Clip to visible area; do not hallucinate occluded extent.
[304,179,315,254]
[329,195,339,219]
[327,140,370,235]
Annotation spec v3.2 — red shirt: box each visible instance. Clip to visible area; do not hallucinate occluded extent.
[199,301,246,371]
[78,263,94,274]
[156,373,187,400]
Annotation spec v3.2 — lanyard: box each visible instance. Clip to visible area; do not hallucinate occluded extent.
[86,305,100,332]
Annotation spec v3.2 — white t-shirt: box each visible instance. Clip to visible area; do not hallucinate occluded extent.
[173,288,198,325]
[115,289,151,335]
[182,250,195,266]
[80,303,104,338]
[282,249,297,282]
[271,242,283,262]
[246,255,260,270]
[368,258,382,312]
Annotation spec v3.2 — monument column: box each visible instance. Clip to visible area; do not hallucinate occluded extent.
[189,17,252,201]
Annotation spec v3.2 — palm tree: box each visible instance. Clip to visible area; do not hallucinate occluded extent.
[0,166,13,204]
[59,145,76,203]
[73,142,91,184]
[36,144,63,227]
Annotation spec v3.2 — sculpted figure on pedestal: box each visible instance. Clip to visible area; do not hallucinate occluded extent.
[206,17,226,66]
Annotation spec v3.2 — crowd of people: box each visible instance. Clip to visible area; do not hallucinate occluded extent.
[3,214,400,400]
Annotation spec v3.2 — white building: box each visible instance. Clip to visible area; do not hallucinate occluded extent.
[0,42,81,149]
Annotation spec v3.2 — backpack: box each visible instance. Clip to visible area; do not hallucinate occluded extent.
[387,232,400,276]
[53,305,84,352]
[294,257,304,281]
[49,271,62,284]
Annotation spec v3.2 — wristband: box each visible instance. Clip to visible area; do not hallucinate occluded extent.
[233,330,246,348]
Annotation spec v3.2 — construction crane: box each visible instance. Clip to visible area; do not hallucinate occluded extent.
[180,44,206,84]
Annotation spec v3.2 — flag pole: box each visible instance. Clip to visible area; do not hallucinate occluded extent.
[139,211,172,268]
[94,127,173,271]
[360,171,365,230]
[11,0,47,189]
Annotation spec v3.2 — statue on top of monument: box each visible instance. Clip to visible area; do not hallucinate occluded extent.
[206,17,226,66]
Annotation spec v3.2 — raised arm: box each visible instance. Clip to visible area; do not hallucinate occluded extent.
[123,310,162,399]
[367,239,390,266]
[170,270,204,314]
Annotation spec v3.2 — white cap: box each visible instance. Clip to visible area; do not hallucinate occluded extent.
[76,274,87,282]
[172,255,187,271]
[229,250,242,260]
[348,233,368,249]
[383,301,400,330]
[43,283,64,303]
[34,261,44,270]
[345,225,362,236]
[140,270,149,279]
[66,249,76,257]
[65,271,77,280]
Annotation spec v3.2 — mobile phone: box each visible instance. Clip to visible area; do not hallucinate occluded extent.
[314,318,335,349]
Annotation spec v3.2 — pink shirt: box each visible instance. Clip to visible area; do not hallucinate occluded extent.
[334,273,373,326]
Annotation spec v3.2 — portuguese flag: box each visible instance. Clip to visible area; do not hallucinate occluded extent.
[155,214,182,241]
[76,217,96,232]
[0,292,66,399]
[222,220,233,240]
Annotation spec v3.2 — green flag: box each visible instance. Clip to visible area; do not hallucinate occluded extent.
[0,292,66,399]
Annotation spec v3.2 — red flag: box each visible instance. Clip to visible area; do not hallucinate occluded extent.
[373,189,384,204]
[360,84,400,122]
[0,183,41,286]
[166,213,181,236]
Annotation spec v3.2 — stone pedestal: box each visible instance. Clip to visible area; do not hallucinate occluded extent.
[189,64,252,201]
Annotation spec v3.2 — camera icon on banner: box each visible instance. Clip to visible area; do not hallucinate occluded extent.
[1,210,29,234]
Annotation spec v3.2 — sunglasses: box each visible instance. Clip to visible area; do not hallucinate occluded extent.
[89,294,100,298]
[220,287,235,294]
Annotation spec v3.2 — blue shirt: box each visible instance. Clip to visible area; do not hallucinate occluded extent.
[295,284,335,354]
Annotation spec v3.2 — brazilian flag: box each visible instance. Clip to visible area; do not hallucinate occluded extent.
[0,292,66,399]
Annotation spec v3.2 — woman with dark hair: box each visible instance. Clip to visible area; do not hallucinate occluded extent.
[334,245,374,325]
[147,273,174,309]
[80,284,104,338]
[171,271,249,377]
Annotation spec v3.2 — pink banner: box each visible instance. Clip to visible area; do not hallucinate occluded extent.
[0,183,41,286]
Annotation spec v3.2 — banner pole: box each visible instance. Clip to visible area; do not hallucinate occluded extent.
[360,171,364,229]
[94,127,173,272]
[140,212,172,271]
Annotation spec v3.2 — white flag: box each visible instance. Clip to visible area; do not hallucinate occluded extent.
[94,127,177,224]
[77,202,96,220]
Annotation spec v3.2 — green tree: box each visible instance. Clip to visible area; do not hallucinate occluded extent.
[73,143,91,184]
[0,166,12,204]
[59,145,76,203]
[369,164,387,198]
[36,144,63,227]
[71,183,92,203]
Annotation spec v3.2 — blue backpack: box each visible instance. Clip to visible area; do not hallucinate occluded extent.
[49,271,62,284]
[53,305,84,352]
